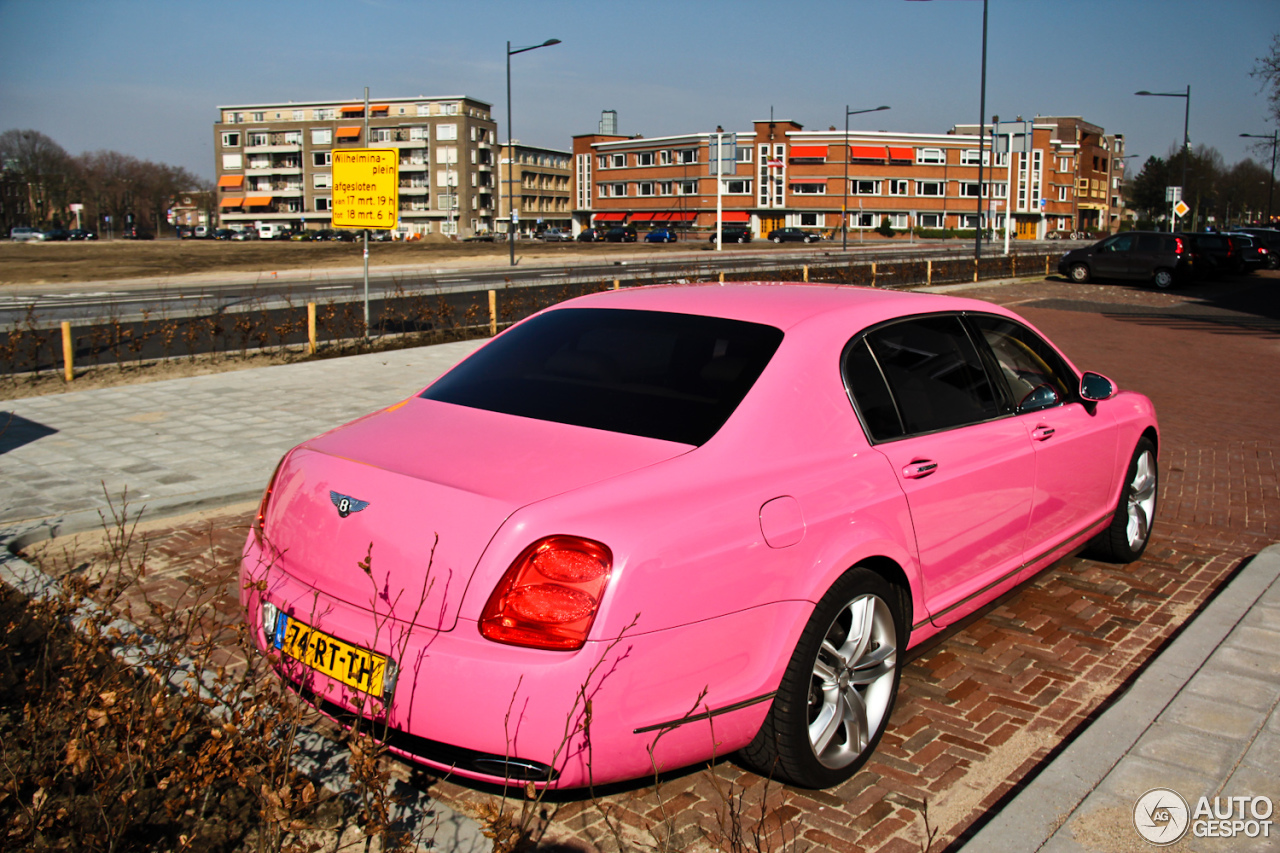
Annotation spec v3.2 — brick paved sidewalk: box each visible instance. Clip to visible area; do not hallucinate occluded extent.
[11,273,1280,852]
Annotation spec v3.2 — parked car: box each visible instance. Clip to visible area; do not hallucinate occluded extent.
[538,228,571,242]
[767,227,821,244]
[121,226,154,240]
[68,229,98,241]
[1222,232,1269,272]
[42,228,72,241]
[241,282,1158,791]
[1237,228,1280,267]
[644,228,678,243]
[605,226,638,243]
[463,232,497,242]
[576,227,606,242]
[1056,231,1192,289]
[1182,232,1246,277]
[213,229,237,240]
[9,226,44,242]
[709,225,752,244]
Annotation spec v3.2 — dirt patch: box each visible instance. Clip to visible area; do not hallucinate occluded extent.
[0,237,700,286]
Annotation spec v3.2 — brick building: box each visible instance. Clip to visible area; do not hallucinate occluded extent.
[213,96,498,237]
[573,114,1126,240]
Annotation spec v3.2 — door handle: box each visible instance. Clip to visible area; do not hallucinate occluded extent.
[1032,426,1056,441]
[902,460,938,479]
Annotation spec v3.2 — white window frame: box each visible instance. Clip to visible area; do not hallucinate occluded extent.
[370,128,391,143]
[637,181,655,197]
[221,132,240,147]
[851,179,880,196]
[918,213,942,228]
[721,179,751,195]
[659,150,672,165]
[315,197,331,211]
[888,179,908,196]
[314,108,335,121]
[916,148,945,165]
[221,153,242,170]
[678,148,698,164]
[247,132,269,147]
[313,173,332,189]
[436,123,458,141]
[312,151,332,167]
[610,153,626,168]
[637,151,654,167]
[678,180,698,195]
[916,180,944,196]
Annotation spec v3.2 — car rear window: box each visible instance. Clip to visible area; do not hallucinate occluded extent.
[422,307,785,445]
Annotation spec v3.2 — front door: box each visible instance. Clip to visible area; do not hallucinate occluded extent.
[1016,218,1037,240]
[759,214,784,237]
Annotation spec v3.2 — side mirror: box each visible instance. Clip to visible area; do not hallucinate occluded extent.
[1018,383,1060,414]
[1080,372,1116,402]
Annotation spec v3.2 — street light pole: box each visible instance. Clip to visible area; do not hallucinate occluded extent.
[1240,131,1278,224]
[975,0,988,261]
[842,105,891,251]
[1136,86,1191,231]
[506,38,561,267]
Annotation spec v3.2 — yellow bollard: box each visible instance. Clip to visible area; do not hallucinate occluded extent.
[719,271,725,283]
[927,259,932,286]
[61,321,73,382]
[613,279,620,290]
[871,262,877,287]
[974,258,979,282]
[803,265,809,282]
[307,303,317,355]
[488,290,498,336]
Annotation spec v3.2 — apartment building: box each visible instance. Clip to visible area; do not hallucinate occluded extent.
[497,142,573,236]
[574,114,1125,239]
[213,96,498,237]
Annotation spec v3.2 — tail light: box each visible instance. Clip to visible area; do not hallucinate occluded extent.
[251,458,285,548]
[480,536,613,651]
[1175,236,1185,255]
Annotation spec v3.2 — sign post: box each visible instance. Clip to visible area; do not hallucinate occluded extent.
[1166,186,1183,232]
[333,146,398,335]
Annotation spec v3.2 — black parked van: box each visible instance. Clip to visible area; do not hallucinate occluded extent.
[1057,231,1193,290]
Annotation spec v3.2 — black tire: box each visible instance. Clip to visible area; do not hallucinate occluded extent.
[772,236,781,243]
[1088,436,1158,563]
[1068,263,1091,283]
[1152,268,1176,290]
[742,567,904,788]
[737,236,747,243]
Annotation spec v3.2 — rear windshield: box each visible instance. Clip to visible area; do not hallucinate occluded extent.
[422,307,784,445]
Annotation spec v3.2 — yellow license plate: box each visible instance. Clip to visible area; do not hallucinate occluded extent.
[275,614,388,697]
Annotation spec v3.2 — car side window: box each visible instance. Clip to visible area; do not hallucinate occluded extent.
[969,316,1075,412]
[1102,234,1135,253]
[845,316,1000,440]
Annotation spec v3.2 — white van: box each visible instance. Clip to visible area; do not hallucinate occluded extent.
[256,223,284,240]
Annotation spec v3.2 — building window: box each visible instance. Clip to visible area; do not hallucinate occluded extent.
[610,153,626,168]
[282,131,301,145]
[800,212,821,226]
[737,147,753,163]
[437,123,457,141]
[314,173,332,189]
[315,198,331,211]
[851,180,879,195]
[370,128,391,143]
[435,146,457,164]
[918,213,942,228]
[659,181,673,196]
[285,198,302,212]
[442,103,459,116]
[722,179,751,194]
[437,170,458,187]
[916,148,945,165]
[221,132,240,147]
[316,108,336,121]
[960,149,981,166]
[637,182,655,197]
[960,182,981,197]
[660,150,672,165]
[678,180,698,195]
[248,132,268,147]
[678,148,698,164]
[251,112,265,122]
[888,179,908,196]
[292,110,305,121]
[227,112,244,123]
[916,180,944,196]
[637,151,654,166]
[221,153,242,170]
[313,151,332,167]
[791,182,826,194]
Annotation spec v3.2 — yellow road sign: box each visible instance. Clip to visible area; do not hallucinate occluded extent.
[332,148,398,229]
[1173,200,1190,219]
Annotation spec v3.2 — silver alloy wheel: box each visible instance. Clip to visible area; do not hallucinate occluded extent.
[807,594,898,769]
[1126,449,1157,551]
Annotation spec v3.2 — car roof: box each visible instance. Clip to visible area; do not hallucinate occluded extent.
[558,282,1009,334]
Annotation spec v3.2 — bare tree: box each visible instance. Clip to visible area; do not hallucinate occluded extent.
[0,129,74,227]
[1251,33,1280,126]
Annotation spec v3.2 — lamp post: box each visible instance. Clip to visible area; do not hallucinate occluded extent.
[506,38,561,266]
[1135,86,1190,231]
[842,105,891,251]
[1240,131,1278,225]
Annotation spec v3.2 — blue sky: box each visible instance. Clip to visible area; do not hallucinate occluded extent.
[1,0,1277,182]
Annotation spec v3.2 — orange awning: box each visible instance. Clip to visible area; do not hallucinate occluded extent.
[667,212,696,222]
[243,196,273,207]
[218,174,244,188]
[888,147,914,161]
[340,105,364,114]
[219,197,243,208]
[594,212,627,222]
[369,104,389,112]
[789,146,828,159]
[720,211,750,222]
[850,146,888,161]
[335,126,361,139]
[630,211,658,221]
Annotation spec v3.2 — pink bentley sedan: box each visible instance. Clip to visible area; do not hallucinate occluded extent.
[241,282,1158,789]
